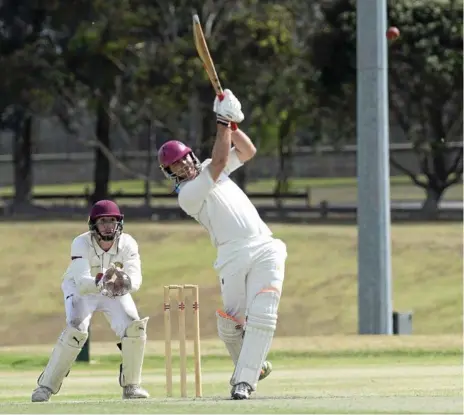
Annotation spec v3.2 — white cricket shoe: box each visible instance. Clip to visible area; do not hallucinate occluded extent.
[231,382,252,400]
[122,384,150,399]
[31,386,52,402]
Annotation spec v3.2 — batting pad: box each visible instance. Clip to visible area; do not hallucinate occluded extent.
[231,290,280,390]
[216,310,244,364]
[38,326,88,394]
[119,317,149,387]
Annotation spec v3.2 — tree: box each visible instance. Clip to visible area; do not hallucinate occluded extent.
[313,0,463,216]
[0,0,66,208]
[309,0,358,146]
[11,113,33,207]
[240,2,321,194]
[388,0,463,216]
[47,0,153,203]
[192,1,317,191]
[131,0,314,192]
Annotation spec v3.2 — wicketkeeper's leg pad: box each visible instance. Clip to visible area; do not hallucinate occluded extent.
[37,326,88,394]
[216,310,244,365]
[119,317,149,387]
[231,289,280,390]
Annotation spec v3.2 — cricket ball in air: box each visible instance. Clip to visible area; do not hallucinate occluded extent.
[386,26,400,41]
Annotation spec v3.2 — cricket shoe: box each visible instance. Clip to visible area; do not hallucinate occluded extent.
[31,386,52,402]
[259,360,272,381]
[231,382,252,400]
[122,384,150,399]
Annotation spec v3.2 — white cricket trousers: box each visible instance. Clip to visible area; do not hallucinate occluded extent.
[61,279,140,338]
[214,236,287,324]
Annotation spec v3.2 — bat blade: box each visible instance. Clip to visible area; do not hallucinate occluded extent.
[192,14,224,99]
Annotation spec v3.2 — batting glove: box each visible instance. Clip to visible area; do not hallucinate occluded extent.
[213,89,245,125]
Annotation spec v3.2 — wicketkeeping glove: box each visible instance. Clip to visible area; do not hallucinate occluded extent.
[96,263,132,298]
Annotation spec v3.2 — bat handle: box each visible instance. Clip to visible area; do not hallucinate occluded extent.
[217,92,238,130]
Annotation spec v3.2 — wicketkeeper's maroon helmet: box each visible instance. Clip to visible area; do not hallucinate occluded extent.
[88,200,124,241]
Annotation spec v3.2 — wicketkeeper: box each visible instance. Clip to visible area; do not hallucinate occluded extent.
[31,200,150,402]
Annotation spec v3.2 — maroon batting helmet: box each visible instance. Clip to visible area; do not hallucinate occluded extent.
[158,140,201,183]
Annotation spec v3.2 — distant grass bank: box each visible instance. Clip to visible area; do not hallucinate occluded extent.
[0,222,461,346]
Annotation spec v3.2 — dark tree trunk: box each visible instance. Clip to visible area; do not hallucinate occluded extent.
[198,86,215,162]
[91,97,111,204]
[199,112,215,162]
[274,116,294,196]
[144,119,155,207]
[422,185,444,219]
[275,132,286,194]
[13,114,33,207]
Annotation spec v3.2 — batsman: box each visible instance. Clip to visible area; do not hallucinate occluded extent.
[158,90,287,399]
[31,200,150,402]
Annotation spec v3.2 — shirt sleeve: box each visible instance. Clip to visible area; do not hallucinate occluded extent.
[178,164,215,215]
[223,147,244,176]
[122,235,142,292]
[65,237,99,295]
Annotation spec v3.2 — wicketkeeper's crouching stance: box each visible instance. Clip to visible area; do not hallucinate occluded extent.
[31,200,150,402]
[158,89,287,399]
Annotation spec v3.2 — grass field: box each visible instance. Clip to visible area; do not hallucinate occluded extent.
[0,176,462,205]
[0,221,462,413]
[0,337,462,414]
[0,222,461,346]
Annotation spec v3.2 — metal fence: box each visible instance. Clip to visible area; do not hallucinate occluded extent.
[2,142,460,186]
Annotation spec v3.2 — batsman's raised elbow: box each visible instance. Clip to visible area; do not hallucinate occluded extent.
[240,147,257,162]
[248,146,257,159]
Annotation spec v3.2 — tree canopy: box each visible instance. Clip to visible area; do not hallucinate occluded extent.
[1,0,462,212]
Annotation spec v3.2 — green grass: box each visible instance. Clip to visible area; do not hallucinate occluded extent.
[0,222,461,347]
[0,338,462,414]
[0,354,462,413]
[0,176,462,204]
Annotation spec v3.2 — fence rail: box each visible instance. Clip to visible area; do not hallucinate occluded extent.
[0,191,310,202]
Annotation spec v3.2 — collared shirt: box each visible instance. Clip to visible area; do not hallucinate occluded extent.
[62,231,142,295]
[177,148,272,248]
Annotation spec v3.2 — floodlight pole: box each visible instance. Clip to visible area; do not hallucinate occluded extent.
[356,0,393,334]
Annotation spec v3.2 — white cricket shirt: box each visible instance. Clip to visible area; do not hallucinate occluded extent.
[62,232,142,296]
[177,148,272,248]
